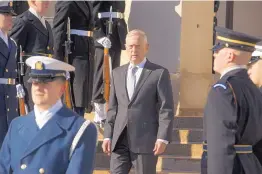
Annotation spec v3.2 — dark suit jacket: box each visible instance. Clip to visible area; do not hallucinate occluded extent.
[104,60,174,153]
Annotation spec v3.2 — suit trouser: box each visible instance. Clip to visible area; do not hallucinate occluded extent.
[92,46,121,104]
[110,128,158,174]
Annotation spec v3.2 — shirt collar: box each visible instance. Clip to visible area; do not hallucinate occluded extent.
[220,65,246,79]
[34,99,63,121]
[29,7,43,20]
[129,57,147,69]
[0,29,8,46]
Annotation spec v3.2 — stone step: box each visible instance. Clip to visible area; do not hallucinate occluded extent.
[94,170,200,174]
[95,153,200,172]
[173,116,203,129]
[96,128,203,144]
[96,141,203,158]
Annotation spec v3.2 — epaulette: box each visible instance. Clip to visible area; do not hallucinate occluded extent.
[213,83,227,90]
[213,81,237,106]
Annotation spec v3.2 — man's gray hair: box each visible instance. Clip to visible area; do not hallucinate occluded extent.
[126,29,148,43]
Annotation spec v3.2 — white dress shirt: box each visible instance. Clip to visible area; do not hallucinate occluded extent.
[105,58,169,144]
[29,7,46,28]
[220,65,247,79]
[34,99,63,129]
[0,29,8,47]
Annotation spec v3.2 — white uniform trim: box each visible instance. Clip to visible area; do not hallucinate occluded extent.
[69,120,91,159]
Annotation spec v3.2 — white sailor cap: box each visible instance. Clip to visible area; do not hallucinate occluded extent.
[249,45,262,65]
[0,1,16,16]
[26,56,75,83]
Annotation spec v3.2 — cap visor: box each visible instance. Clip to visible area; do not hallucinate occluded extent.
[211,44,224,52]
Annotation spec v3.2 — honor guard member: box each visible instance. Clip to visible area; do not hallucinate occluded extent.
[0,1,19,148]
[0,56,98,174]
[10,0,53,111]
[53,1,95,116]
[91,1,128,127]
[248,45,262,92]
[201,27,262,174]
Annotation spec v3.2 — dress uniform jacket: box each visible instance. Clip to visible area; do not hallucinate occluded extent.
[53,1,95,111]
[9,10,54,111]
[0,105,97,174]
[91,1,128,104]
[92,1,127,50]
[201,68,262,174]
[0,37,19,147]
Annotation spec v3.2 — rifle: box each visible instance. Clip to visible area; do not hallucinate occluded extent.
[103,6,113,111]
[63,17,74,109]
[17,45,28,116]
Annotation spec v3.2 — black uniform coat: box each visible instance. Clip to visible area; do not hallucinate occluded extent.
[53,1,95,110]
[10,10,54,110]
[91,1,128,104]
[0,37,19,147]
[92,1,127,50]
[201,68,262,174]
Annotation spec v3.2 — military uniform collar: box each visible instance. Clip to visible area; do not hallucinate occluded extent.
[220,65,246,79]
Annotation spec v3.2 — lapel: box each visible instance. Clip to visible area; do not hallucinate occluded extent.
[0,37,9,59]
[129,61,152,104]
[17,112,39,145]
[21,106,76,159]
[75,1,91,21]
[121,64,130,103]
[7,38,16,59]
[46,21,52,46]
[27,10,48,36]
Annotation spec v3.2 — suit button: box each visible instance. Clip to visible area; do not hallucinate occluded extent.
[47,46,50,50]
[16,108,18,112]
[21,164,27,170]
[15,69,17,72]
[39,168,45,174]
[5,69,8,72]
[6,95,9,99]
[7,108,9,112]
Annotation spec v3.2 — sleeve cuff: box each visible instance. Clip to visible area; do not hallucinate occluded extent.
[157,139,169,144]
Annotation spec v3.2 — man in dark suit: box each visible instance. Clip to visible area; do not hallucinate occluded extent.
[0,1,19,148]
[201,27,262,174]
[102,29,174,174]
[0,56,97,174]
[248,45,262,92]
[91,1,128,127]
[10,0,53,111]
[53,1,95,116]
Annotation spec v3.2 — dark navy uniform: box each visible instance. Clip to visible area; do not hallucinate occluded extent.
[201,27,262,174]
[10,8,54,111]
[0,56,97,174]
[91,1,128,124]
[91,1,127,103]
[53,1,95,115]
[0,2,19,148]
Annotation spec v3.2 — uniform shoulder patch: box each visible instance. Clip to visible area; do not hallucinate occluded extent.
[213,83,227,89]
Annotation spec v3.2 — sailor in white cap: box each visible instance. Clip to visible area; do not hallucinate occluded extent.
[0,56,97,174]
[0,0,18,148]
[248,45,262,92]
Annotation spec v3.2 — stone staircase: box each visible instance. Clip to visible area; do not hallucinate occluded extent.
[85,114,203,174]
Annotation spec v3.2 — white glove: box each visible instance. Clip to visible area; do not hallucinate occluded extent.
[97,37,112,48]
